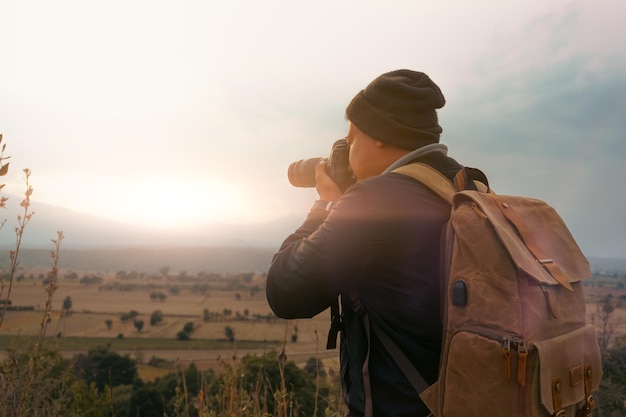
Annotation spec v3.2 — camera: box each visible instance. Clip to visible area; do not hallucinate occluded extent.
[287,139,355,192]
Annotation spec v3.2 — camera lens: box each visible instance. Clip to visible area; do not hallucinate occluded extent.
[287,157,323,188]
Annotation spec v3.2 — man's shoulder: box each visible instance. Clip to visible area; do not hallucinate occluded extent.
[341,171,440,207]
[355,170,432,191]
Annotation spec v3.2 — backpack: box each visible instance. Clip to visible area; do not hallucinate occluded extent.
[358,162,602,417]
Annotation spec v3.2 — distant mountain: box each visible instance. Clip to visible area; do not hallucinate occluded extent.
[0,198,304,273]
[0,197,301,250]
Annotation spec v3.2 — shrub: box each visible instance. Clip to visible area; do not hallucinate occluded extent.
[73,346,138,392]
[150,310,164,325]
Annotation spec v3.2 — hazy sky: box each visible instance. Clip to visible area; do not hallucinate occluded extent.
[1,0,625,258]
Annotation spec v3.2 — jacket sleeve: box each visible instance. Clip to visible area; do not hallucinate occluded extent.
[266,186,373,319]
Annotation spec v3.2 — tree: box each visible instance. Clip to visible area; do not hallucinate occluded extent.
[176,330,190,340]
[105,319,113,330]
[73,346,138,392]
[150,310,163,326]
[596,294,618,352]
[304,356,327,379]
[182,321,194,335]
[291,324,299,342]
[62,296,72,315]
[127,362,213,416]
[133,319,144,333]
[592,295,626,416]
[128,385,163,416]
[176,321,195,340]
[596,339,626,417]
[208,352,317,417]
[241,272,254,283]
[64,271,78,280]
[224,326,235,342]
[120,310,139,323]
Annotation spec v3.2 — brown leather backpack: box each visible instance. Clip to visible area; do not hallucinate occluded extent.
[360,163,603,417]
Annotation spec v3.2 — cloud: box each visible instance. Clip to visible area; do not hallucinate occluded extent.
[441,1,626,160]
[446,61,626,159]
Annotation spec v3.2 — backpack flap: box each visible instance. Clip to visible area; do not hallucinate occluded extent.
[457,192,591,288]
[533,325,602,415]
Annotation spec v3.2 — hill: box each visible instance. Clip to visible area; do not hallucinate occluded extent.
[1,195,301,249]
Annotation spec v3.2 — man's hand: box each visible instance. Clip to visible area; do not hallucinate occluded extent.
[315,160,343,202]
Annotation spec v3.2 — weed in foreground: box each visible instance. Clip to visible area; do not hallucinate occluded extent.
[0,134,67,417]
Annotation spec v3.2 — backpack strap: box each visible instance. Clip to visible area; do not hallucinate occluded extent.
[392,163,490,202]
[369,316,430,393]
[392,163,455,203]
[326,296,344,349]
[353,296,430,417]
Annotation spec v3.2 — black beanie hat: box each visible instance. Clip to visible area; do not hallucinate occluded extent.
[345,69,446,149]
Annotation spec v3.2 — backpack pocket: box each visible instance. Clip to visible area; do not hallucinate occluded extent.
[441,329,522,417]
[532,324,602,416]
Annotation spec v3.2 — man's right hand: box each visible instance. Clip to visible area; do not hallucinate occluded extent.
[315,160,343,202]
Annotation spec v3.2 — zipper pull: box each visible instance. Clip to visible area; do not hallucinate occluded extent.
[540,284,558,319]
[502,337,511,381]
[517,340,527,386]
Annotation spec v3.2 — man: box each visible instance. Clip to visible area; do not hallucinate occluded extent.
[266,69,463,417]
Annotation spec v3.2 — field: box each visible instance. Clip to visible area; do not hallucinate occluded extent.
[2,268,626,383]
[0,269,340,380]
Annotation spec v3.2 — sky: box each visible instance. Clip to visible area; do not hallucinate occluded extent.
[0,0,625,258]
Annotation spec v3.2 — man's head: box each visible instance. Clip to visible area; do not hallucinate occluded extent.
[346,69,446,150]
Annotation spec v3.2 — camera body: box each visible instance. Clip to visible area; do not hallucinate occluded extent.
[287,139,355,192]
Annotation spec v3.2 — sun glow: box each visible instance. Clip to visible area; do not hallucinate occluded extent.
[26,173,253,229]
[106,176,252,228]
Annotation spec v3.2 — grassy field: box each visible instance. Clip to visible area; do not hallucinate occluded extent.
[0,271,341,378]
[2,269,625,382]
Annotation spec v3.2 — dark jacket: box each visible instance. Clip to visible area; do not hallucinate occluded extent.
[266,152,462,417]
